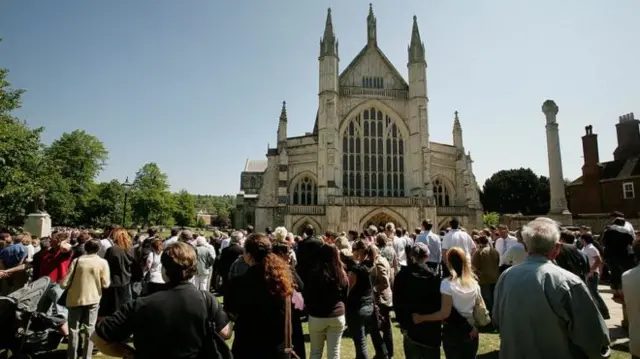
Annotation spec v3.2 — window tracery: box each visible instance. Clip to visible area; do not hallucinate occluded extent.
[342,107,405,197]
[291,176,317,205]
[434,179,451,207]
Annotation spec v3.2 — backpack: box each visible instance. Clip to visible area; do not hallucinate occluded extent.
[200,291,233,359]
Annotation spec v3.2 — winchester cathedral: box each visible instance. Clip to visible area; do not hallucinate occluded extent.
[235,5,483,234]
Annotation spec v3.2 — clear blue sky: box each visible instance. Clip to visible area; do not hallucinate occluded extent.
[2,0,639,195]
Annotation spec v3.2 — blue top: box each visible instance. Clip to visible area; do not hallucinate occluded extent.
[0,243,27,268]
[415,231,442,263]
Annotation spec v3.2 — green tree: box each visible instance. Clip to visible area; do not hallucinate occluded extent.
[130,162,173,226]
[80,180,127,228]
[0,64,44,225]
[43,130,108,224]
[481,168,550,215]
[173,190,196,227]
[482,212,500,227]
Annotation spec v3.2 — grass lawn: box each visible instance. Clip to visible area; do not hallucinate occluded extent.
[48,318,628,359]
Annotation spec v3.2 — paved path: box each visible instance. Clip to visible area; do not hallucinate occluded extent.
[599,285,629,350]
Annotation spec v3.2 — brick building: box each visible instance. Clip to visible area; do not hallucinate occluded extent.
[567,112,640,217]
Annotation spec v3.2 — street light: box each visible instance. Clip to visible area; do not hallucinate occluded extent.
[122,177,133,227]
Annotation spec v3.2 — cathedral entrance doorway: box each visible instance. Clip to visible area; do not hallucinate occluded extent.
[359,208,408,232]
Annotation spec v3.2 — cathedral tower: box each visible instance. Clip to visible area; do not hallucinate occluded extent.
[407,15,432,198]
[317,8,340,203]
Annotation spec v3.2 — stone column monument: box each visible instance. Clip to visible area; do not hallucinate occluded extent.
[542,100,573,225]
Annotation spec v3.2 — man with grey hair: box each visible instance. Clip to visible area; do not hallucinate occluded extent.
[493,218,610,359]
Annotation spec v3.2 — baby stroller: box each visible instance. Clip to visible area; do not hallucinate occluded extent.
[0,277,65,359]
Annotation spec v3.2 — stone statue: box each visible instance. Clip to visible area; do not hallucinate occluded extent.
[33,189,46,213]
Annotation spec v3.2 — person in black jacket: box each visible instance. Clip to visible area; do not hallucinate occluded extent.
[393,242,442,359]
[554,230,589,281]
[216,234,244,296]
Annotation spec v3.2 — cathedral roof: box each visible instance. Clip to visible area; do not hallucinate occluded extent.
[339,45,409,89]
[243,159,268,173]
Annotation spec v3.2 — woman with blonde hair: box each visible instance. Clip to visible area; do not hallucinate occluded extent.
[412,247,480,359]
[100,228,135,317]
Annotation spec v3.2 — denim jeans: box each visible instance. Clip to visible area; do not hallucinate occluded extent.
[347,306,388,359]
[443,337,479,359]
[480,283,496,315]
[308,315,345,359]
[586,273,610,318]
[37,283,68,318]
[403,335,441,359]
[67,304,100,359]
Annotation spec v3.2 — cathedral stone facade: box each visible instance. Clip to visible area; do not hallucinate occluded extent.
[235,6,483,234]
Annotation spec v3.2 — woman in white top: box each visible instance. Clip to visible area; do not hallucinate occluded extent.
[581,233,610,319]
[413,247,480,359]
[144,238,165,295]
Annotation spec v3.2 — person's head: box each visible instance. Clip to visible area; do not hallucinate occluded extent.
[51,232,68,250]
[161,242,197,283]
[522,218,561,259]
[421,220,433,232]
[347,230,358,240]
[367,225,378,237]
[230,231,244,245]
[410,242,430,264]
[84,238,101,255]
[170,228,179,237]
[244,233,295,297]
[335,236,351,251]
[272,242,292,263]
[151,238,164,253]
[560,230,575,245]
[303,224,315,238]
[385,222,395,235]
[395,228,403,238]
[582,233,594,245]
[32,237,40,247]
[77,233,91,245]
[351,239,375,262]
[246,225,254,234]
[178,230,193,243]
[446,247,475,287]
[147,227,158,237]
[112,228,132,249]
[374,233,387,248]
[18,233,32,246]
[497,224,509,238]
[265,227,273,236]
[477,235,490,246]
[613,217,626,226]
[449,218,460,230]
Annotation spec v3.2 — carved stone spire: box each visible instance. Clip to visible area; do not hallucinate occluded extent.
[320,8,338,58]
[408,15,425,64]
[279,101,287,122]
[453,110,461,129]
[367,3,377,47]
[453,110,463,149]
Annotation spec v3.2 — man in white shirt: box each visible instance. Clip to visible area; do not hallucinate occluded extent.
[441,218,476,268]
[163,228,179,247]
[502,231,527,267]
[387,223,408,268]
[494,224,518,266]
[97,224,117,258]
[415,220,441,273]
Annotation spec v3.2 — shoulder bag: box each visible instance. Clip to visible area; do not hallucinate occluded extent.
[57,258,80,307]
[200,290,233,359]
[282,295,300,359]
[472,286,491,327]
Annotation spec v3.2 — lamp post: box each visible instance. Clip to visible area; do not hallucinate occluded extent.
[122,177,133,227]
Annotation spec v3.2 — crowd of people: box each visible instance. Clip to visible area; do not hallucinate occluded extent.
[0,212,638,359]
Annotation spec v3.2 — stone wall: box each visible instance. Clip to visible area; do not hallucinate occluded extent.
[499,213,640,234]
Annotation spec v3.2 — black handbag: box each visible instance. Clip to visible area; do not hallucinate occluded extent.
[200,291,233,359]
[57,258,80,307]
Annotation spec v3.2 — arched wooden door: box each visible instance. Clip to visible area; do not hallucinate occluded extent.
[363,212,398,231]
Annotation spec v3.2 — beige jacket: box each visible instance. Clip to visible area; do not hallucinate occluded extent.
[371,255,393,307]
[61,254,110,307]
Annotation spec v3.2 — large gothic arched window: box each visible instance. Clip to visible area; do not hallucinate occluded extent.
[342,107,405,197]
[434,179,451,207]
[291,176,317,205]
